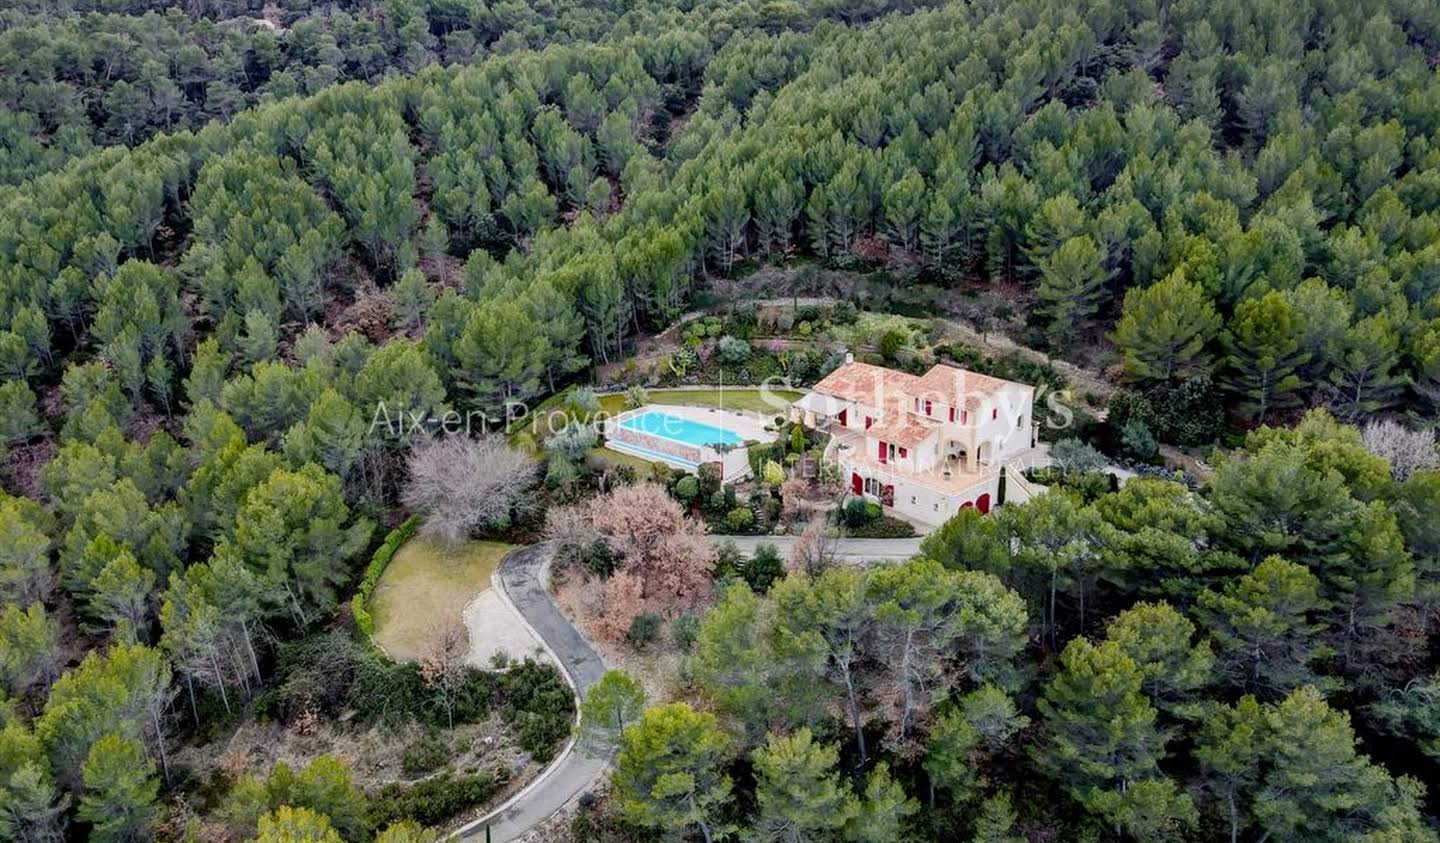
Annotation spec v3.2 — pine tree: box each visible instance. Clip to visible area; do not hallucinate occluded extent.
[76,733,159,843]
[1114,268,1222,385]
[1035,638,1194,836]
[751,728,858,840]
[1222,291,1309,423]
[1196,556,1327,696]
[612,703,733,842]
[579,670,646,753]
[1037,235,1107,346]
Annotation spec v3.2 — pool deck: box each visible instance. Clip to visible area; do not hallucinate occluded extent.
[603,403,778,478]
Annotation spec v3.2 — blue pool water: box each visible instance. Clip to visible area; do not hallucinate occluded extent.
[621,411,744,448]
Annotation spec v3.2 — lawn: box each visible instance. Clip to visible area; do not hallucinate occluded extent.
[596,387,805,416]
[370,537,514,662]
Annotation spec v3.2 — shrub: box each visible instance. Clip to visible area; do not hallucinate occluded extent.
[624,385,648,409]
[879,327,909,358]
[352,516,421,636]
[570,386,601,413]
[369,771,506,830]
[841,497,880,527]
[500,659,575,762]
[627,614,661,650]
[1049,438,1107,473]
[846,515,916,538]
[1120,419,1160,463]
[672,475,699,503]
[833,300,859,325]
[549,421,599,463]
[789,426,807,453]
[401,734,450,778]
[1024,467,1118,503]
[670,616,700,652]
[724,506,756,533]
[742,544,785,593]
[583,539,618,578]
[716,335,751,365]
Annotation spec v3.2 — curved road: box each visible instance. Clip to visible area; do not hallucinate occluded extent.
[451,535,923,841]
[453,544,608,842]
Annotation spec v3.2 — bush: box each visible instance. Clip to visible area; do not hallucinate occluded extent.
[846,515,916,538]
[841,497,881,527]
[401,734,450,778]
[352,516,421,636]
[879,327,909,358]
[672,475,699,503]
[716,335,751,365]
[671,616,700,652]
[627,614,661,650]
[1024,467,1118,503]
[583,539,618,578]
[1049,438,1107,473]
[500,659,575,762]
[724,506,756,533]
[369,771,507,829]
[1120,419,1160,463]
[624,385,648,409]
[742,544,785,593]
[833,300,859,325]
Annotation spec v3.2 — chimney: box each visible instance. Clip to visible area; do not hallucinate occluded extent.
[844,350,854,365]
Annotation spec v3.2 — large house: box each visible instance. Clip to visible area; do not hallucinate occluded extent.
[791,356,1040,526]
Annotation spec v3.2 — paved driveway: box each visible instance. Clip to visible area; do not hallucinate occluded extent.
[453,544,607,842]
[716,534,923,561]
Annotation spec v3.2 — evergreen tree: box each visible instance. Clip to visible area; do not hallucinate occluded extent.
[612,703,733,843]
[1114,269,1222,386]
[751,728,858,841]
[76,733,158,843]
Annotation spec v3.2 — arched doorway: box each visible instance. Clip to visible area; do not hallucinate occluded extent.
[976,493,991,514]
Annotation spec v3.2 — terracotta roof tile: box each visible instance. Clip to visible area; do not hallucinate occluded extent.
[810,361,920,407]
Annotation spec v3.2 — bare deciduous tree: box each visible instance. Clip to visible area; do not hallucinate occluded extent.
[544,504,601,568]
[1361,420,1440,481]
[790,518,840,576]
[587,483,715,639]
[419,617,470,729]
[402,435,538,546]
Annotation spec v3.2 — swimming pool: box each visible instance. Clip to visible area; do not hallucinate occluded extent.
[620,411,744,448]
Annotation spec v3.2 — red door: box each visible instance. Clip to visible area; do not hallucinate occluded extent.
[877,440,887,464]
[838,408,848,426]
[851,472,863,495]
[976,493,991,514]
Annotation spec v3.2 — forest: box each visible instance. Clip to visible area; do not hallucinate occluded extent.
[1,0,1439,839]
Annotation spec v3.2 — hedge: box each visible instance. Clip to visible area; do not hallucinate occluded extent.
[352,514,421,636]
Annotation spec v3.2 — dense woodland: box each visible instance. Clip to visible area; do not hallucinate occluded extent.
[1,0,1440,839]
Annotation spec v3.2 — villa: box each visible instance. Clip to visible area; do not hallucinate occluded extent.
[791,356,1041,526]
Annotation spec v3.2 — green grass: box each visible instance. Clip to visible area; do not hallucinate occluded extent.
[597,387,805,416]
[370,536,514,661]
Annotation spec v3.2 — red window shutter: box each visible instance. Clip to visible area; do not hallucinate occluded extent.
[924,400,932,416]
[992,408,998,420]
[899,446,908,458]
[865,416,873,429]
[877,440,887,463]
[962,410,968,424]
[949,407,956,422]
